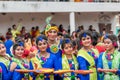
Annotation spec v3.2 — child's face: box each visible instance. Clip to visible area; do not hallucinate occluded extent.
[37,40,47,52]
[63,43,73,55]
[48,30,57,41]
[104,38,114,51]
[0,44,6,56]
[14,46,24,58]
[81,35,92,47]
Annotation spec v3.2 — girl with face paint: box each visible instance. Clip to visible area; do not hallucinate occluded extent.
[9,42,31,80]
[97,34,120,80]
[0,41,12,80]
[77,30,99,80]
[29,35,58,80]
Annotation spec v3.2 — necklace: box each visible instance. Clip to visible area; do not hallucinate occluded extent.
[106,53,114,61]
[105,49,114,61]
[37,53,48,65]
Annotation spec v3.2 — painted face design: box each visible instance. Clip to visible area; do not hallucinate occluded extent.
[48,30,57,41]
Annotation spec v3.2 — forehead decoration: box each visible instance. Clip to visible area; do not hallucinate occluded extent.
[38,37,44,42]
[45,16,58,36]
[65,39,71,43]
[82,33,87,37]
[18,41,24,46]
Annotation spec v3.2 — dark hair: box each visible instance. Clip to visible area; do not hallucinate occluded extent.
[22,26,25,30]
[13,42,24,51]
[59,24,63,32]
[92,31,101,46]
[24,33,32,39]
[118,34,120,40]
[32,27,35,30]
[8,28,11,31]
[72,31,77,38]
[103,34,118,48]
[88,25,93,31]
[12,24,16,29]
[63,34,70,39]
[58,32,63,36]
[36,35,47,45]
[79,30,92,41]
[36,26,39,30]
[51,23,57,27]
[103,28,106,31]
[61,38,72,49]
[71,39,81,50]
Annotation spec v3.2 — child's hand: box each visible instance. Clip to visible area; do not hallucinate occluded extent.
[98,68,104,72]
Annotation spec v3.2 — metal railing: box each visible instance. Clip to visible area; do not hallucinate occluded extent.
[0,0,120,2]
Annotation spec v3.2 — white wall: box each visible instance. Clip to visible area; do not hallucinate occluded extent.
[0,13,70,36]
[76,12,116,32]
[0,2,120,12]
[0,12,117,36]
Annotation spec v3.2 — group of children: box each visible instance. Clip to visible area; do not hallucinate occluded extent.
[0,23,120,80]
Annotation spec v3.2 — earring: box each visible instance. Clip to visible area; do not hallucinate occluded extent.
[62,50,64,54]
[113,42,117,47]
[80,41,82,45]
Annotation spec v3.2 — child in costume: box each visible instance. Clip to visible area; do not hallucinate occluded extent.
[30,35,58,80]
[0,41,12,80]
[9,42,31,80]
[77,30,99,80]
[57,38,78,80]
[97,34,120,80]
[45,16,62,59]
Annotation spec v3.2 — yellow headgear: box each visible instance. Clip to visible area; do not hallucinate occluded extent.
[45,24,58,36]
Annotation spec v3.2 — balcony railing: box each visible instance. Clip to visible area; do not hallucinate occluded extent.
[0,0,120,2]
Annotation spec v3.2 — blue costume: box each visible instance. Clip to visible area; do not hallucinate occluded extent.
[0,54,12,80]
[57,54,78,80]
[4,39,14,57]
[47,47,62,59]
[77,49,99,80]
[97,50,120,80]
[10,58,31,80]
[30,53,59,80]
[0,62,12,80]
[47,40,62,59]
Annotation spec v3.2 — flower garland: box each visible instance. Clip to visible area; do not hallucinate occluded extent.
[40,57,47,65]
[37,54,48,65]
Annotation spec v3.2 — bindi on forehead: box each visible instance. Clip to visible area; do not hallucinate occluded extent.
[82,35,91,39]
[38,40,46,43]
